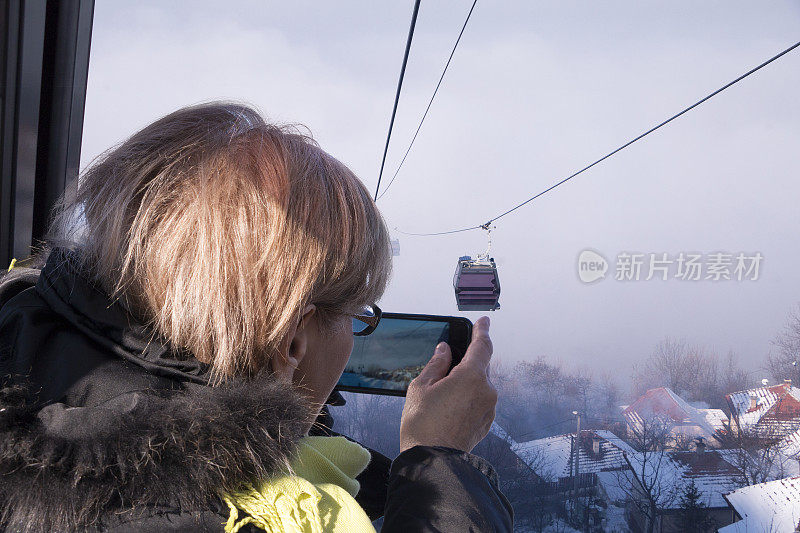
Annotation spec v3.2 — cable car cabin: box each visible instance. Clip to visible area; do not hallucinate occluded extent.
[453,256,501,311]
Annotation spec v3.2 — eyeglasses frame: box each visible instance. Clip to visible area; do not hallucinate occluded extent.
[352,303,382,336]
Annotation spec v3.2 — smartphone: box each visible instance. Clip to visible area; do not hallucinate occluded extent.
[337,313,472,396]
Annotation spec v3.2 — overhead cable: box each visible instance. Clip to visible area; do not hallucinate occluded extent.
[374,0,422,201]
[377,0,479,201]
[396,39,800,236]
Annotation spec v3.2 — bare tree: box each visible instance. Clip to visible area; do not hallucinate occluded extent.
[720,425,797,486]
[566,368,593,418]
[626,414,672,453]
[496,357,625,443]
[615,417,678,533]
[719,351,750,399]
[768,304,800,384]
[495,358,573,439]
[671,432,696,452]
[490,360,537,438]
[474,430,559,533]
[632,338,749,409]
[632,338,695,397]
[596,372,623,422]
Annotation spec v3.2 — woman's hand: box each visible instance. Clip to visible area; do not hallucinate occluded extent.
[399,316,497,453]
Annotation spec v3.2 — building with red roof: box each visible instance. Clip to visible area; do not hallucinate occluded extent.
[726,379,800,439]
[623,387,727,448]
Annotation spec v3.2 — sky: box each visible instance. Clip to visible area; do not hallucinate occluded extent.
[81,1,800,390]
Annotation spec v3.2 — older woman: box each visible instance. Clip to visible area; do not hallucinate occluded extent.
[0,103,510,532]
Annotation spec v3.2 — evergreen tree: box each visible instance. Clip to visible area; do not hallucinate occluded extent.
[677,481,715,532]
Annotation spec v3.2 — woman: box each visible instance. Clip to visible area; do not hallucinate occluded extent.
[0,103,511,532]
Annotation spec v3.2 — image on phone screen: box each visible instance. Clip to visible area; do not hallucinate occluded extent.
[338,314,471,395]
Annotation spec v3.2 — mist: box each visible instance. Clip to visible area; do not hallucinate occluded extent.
[81,0,800,389]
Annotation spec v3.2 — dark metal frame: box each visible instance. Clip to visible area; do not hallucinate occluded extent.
[1,0,94,268]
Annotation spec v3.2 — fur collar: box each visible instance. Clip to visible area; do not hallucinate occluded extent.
[0,377,313,532]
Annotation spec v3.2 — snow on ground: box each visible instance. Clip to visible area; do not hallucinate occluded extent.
[601,504,631,533]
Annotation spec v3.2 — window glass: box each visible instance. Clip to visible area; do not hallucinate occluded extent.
[84,2,800,530]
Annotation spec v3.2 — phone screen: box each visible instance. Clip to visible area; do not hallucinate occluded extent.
[337,313,471,396]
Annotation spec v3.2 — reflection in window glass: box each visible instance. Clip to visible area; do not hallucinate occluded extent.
[83,2,800,530]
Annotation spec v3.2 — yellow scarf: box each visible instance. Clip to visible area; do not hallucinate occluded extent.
[222,436,377,533]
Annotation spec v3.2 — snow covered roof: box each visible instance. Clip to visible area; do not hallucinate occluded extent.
[726,381,800,436]
[489,422,515,446]
[670,450,742,508]
[700,408,728,432]
[716,448,800,481]
[780,428,800,458]
[595,470,630,504]
[623,387,723,439]
[513,427,747,509]
[718,476,800,533]
[512,430,637,480]
[625,449,744,509]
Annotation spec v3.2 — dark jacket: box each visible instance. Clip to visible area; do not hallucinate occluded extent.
[0,249,513,532]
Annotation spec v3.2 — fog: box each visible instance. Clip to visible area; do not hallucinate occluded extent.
[81,1,800,387]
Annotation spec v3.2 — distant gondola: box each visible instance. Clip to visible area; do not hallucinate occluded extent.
[453,255,501,311]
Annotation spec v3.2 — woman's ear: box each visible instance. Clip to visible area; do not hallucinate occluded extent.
[271,304,316,381]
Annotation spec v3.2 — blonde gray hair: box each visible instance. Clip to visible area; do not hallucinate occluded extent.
[49,102,391,381]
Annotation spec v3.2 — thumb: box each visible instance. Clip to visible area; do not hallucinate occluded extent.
[415,342,452,385]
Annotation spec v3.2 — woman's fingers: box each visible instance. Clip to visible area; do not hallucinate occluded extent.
[413,342,452,386]
[458,316,493,374]
[400,319,498,453]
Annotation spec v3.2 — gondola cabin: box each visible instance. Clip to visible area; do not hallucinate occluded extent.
[453,256,501,311]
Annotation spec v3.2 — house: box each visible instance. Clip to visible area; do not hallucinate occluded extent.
[478,424,580,530]
[777,428,800,459]
[714,380,800,484]
[718,476,800,532]
[726,380,800,446]
[625,447,743,532]
[623,387,727,448]
[473,422,538,480]
[513,431,637,505]
[514,430,745,531]
[716,448,800,487]
[474,422,531,475]
[512,429,638,481]
[512,430,637,531]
